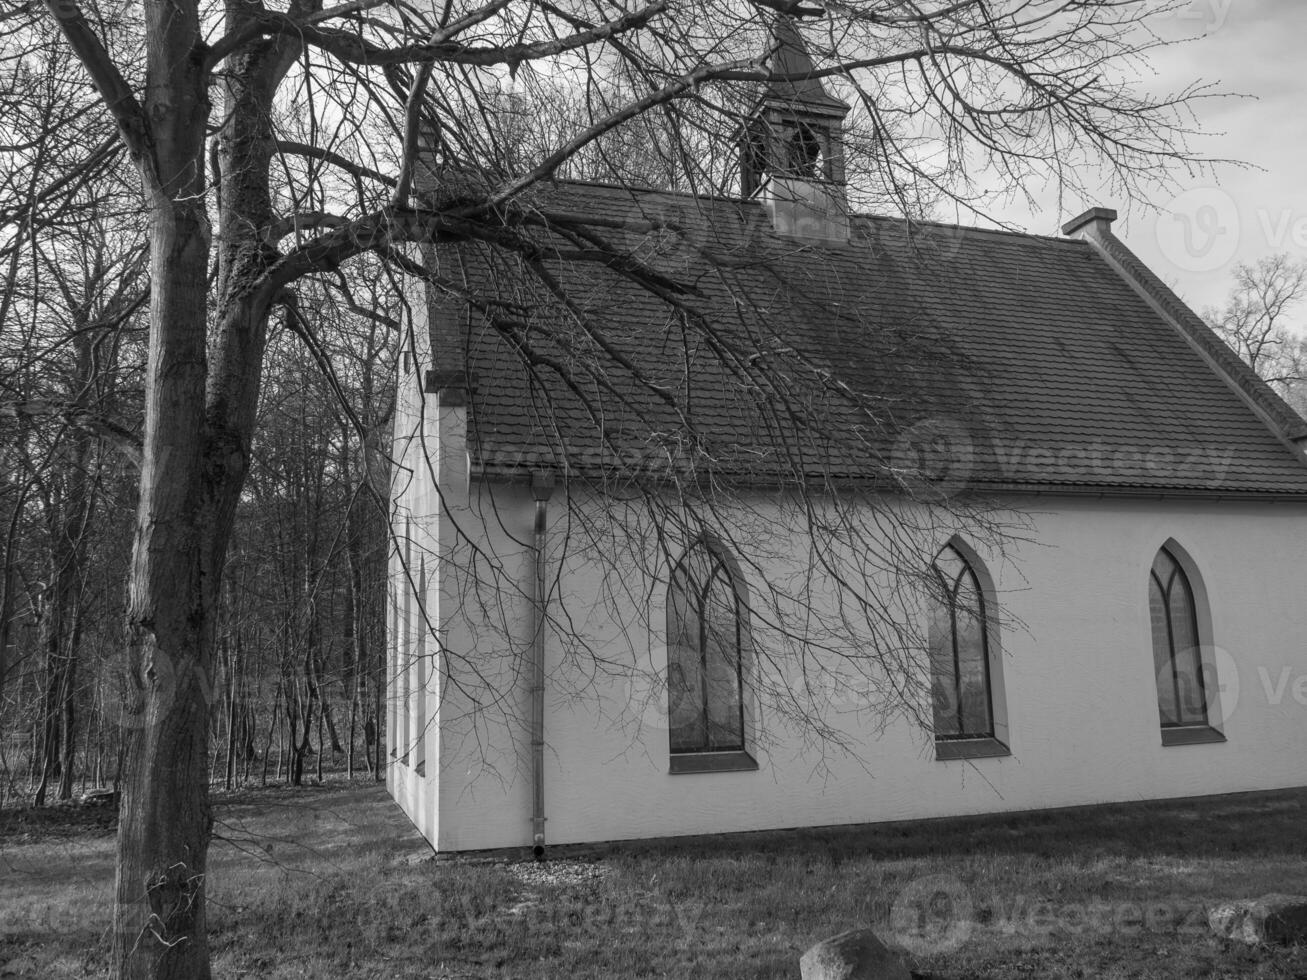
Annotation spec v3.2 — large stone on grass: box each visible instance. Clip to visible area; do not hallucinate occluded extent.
[800,929,912,980]
[1209,901,1257,943]
[1209,894,1307,945]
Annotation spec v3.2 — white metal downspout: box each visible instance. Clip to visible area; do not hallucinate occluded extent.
[529,470,555,859]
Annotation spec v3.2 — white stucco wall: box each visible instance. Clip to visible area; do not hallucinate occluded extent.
[386,359,437,846]
[386,353,539,853]
[387,417,1307,852]
[383,302,1307,853]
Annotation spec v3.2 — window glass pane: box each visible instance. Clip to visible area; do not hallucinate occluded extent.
[701,566,737,662]
[668,568,704,751]
[954,593,992,736]
[929,548,994,739]
[934,547,966,595]
[1167,573,1207,724]
[668,648,705,751]
[1149,574,1179,726]
[669,569,697,650]
[704,644,742,748]
[667,545,747,753]
[1152,548,1177,585]
[703,565,743,749]
[928,581,959,737]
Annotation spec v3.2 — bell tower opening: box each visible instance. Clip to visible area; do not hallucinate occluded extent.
[740,16,851,242]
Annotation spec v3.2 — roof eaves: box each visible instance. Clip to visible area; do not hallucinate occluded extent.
[470,457,1307,501]
[963,480,1307,501]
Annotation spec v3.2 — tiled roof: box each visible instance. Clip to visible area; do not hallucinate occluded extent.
[430,182,1307,497]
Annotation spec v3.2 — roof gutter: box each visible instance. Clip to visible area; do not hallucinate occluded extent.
[528,469,555,859]
[469,461,1307,502]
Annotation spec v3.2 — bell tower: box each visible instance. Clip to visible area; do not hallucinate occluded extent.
[741,17,851,242]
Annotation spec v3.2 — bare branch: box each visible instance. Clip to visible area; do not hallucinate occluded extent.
[0,400,142,468]
[208,0,667,69]
[38,0,154,188]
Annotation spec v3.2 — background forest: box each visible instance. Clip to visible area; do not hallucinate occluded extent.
[0,43,397,796]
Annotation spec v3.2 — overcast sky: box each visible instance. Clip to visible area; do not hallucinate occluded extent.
[989,0,1307,317]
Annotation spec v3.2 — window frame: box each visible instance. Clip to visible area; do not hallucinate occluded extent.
[1147,541,1226,747]
[665,539,758,774]
[928,539,1010,761]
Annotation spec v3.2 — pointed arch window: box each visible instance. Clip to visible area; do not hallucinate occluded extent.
[1149,546,1218,738]
[925,546,1003,757]
[667,541,757,772]
[786,123,824,178]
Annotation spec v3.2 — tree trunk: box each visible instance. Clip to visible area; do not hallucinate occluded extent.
[107,0,302,960]
[56,638,78,801]
[347,694,357,780]
[222,607,240,791]
[290,667,315,787]
[112,202,215,979]
[340,432,358,780]
[316,692,325,783]
[0,549,13,747]
[261,681,278,787]
[278,677,290,784]
[32,590,65,807]
[373,666,383,781]
[108,0,217,954]
[34,457,91,806]
[322,700,343,755]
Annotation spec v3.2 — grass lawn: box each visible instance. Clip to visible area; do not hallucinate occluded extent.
[3,782,1307,978]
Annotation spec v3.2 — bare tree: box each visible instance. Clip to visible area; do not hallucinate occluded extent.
[0,33,147,807]
[0,0,1220,976]
[1205,254,1307,408]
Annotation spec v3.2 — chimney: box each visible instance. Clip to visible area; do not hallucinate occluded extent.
[1062,207,1119,241]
